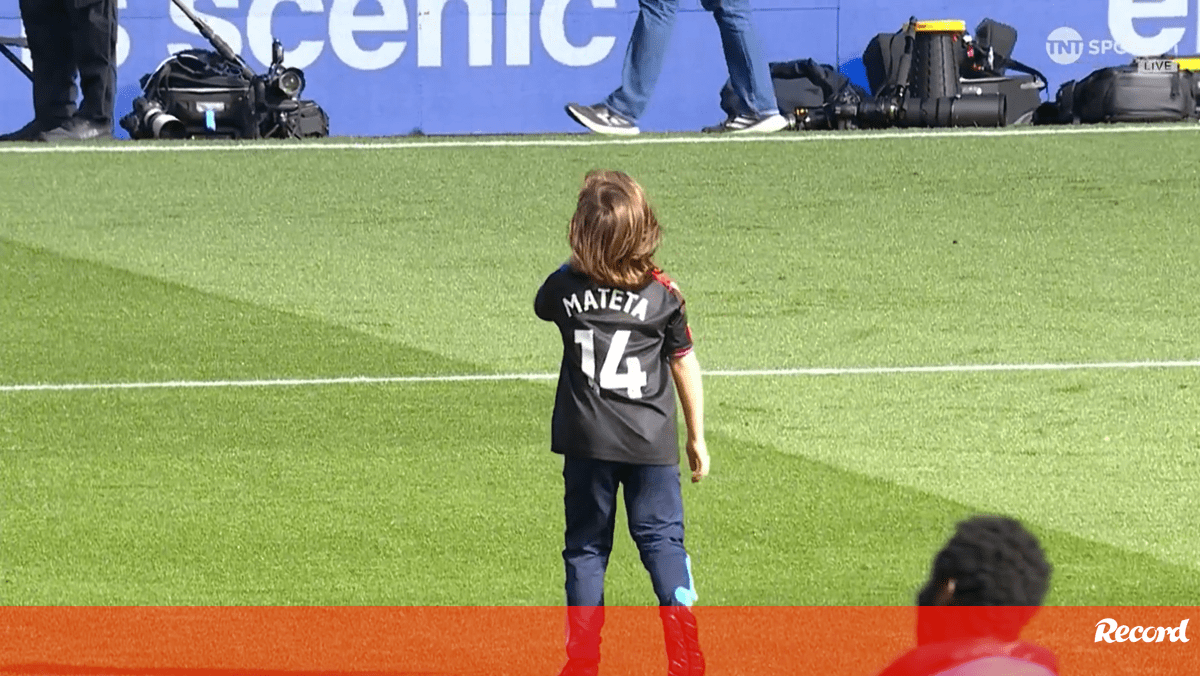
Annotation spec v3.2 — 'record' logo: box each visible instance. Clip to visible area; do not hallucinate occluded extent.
[1095,618,1190,643]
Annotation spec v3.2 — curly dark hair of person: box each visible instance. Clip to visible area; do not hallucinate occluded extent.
[917,515,1052,607]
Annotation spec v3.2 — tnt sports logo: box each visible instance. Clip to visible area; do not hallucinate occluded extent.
[1046,26,1085,65]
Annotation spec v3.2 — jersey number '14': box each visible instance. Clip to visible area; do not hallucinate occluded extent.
[574,329,648,399]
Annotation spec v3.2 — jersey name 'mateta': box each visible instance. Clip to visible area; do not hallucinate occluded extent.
[561,288,651,321]
[535,264,693,465]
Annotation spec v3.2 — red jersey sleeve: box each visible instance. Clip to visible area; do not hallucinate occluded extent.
[652,269,693,359]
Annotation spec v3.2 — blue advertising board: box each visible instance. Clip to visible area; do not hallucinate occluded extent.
[1,0,1198,136]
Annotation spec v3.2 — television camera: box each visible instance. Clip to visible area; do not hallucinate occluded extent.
[121,0,328,140]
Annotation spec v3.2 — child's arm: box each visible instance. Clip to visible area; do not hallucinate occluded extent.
[670,351,709,483]
[534,265,570,321]
[534,280,552,321]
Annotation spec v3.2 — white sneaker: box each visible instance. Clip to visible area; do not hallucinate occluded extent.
[565,103,641,136]
[702,112,790,134]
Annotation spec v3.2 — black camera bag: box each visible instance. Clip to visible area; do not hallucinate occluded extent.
[124,48,331,140]
[139,49,260,138]
[1057,63,1198,123]
[263,99,330,138]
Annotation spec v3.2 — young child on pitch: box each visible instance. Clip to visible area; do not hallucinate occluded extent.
[535,169,710,676]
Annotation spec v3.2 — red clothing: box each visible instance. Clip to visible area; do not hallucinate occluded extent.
[877,637,1058,676]
[877,607,1058,676]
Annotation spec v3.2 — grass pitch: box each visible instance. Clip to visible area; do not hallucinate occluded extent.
[2,128,1198,606]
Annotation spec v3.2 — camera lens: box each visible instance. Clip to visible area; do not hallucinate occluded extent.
[275,69,305,98]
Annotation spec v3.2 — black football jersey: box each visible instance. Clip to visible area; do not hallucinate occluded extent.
[535,264,693,465]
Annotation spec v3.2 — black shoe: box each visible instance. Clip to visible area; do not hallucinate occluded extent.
[702,112,789,134]
[40,117,112,142]
[565,103,640,136]
[0,118,58,142]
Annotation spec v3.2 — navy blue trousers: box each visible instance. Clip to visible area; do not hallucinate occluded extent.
[562,456,696,662]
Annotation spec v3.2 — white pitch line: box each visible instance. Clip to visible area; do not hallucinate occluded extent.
[711,360,1200,376]
[0,373,556,393]
[2,360,1198,393]
[0,123,1198,154]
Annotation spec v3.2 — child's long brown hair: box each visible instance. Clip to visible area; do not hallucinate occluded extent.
[568,169,662,290]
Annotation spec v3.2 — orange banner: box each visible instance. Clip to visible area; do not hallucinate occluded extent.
[0,607,1195,675]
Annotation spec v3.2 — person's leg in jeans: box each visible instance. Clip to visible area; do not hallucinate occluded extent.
[562,456,621,667]
[623,463,692,603]
[604,0,680,122]
[701,0,777,118]
[624,463,705,676]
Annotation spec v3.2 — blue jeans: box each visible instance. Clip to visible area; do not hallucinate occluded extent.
[604,0,778,122]
[562,456,696,661]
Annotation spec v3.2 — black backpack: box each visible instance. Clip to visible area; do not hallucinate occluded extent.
[863,31,911,96]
